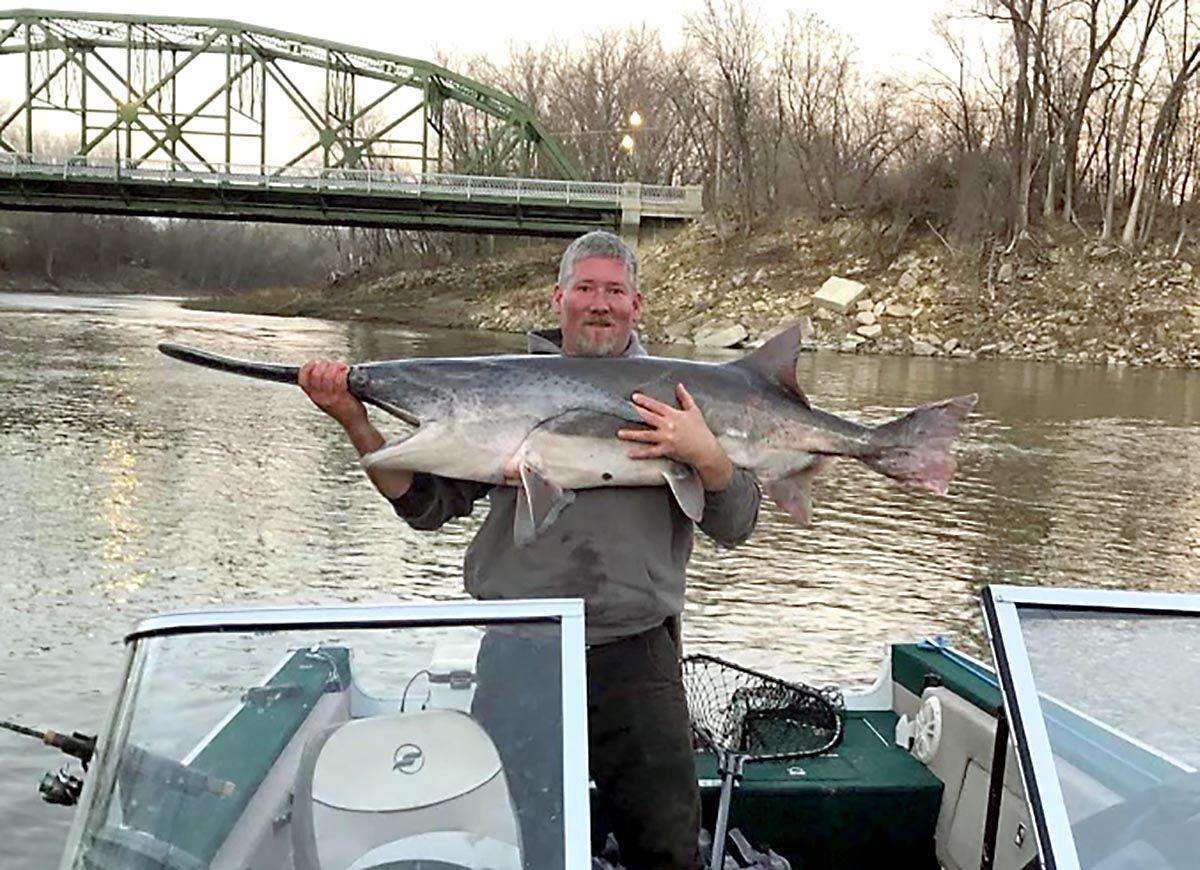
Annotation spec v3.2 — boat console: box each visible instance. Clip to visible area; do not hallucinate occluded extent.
[10,586,1199,870]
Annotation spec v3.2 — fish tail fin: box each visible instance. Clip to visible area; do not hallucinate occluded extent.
[859,394,977,494]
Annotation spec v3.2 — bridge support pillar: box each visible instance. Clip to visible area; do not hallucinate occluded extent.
[619,181,642,252]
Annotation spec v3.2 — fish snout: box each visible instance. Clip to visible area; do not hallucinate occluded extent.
[347,366,370,397]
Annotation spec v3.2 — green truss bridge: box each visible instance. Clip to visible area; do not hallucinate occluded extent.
[0,10,701,236]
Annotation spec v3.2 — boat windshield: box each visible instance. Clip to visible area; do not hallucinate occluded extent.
[61,601,589,870]
[984,587,1200,870]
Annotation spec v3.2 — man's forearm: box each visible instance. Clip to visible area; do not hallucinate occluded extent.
[694,449,734,491]
[698,467,760,547]
[341,417,413,499]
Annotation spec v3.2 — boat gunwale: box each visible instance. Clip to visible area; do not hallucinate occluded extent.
[125,599,585,642]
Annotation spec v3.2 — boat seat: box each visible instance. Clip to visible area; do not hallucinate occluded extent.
[695,710,944,868]
[291,711,521,870]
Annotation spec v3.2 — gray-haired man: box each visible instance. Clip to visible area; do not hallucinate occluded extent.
[300,231,761,869]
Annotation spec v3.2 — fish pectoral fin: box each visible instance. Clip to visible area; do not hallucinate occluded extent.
[359,432,416,470]
[662,462,705,523]
[765,457,833,526]
[514,462,575,547]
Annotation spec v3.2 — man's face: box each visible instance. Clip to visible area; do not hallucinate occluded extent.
[551,255,642,357]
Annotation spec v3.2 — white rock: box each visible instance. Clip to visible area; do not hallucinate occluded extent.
[856,299,875,312]
[855,311,877,326]
[814,276,868,313]
[885,303,913,318]
[942,338,960,352]
[694,321,748,348]
[857,323,883,338]
[664,320,695,340]
[898,267,920,291]
[913,341,937,356]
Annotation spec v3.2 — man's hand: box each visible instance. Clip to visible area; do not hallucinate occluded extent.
[298,360,368,431]
[299,359,413,499]
[618,383,734,491]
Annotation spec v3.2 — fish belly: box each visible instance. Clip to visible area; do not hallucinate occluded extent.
[520,430,669,490]
[361,419,523,483]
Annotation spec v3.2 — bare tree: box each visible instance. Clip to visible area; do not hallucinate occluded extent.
[1122,1,1200,243]
[685,0,766,227]
[1059,0,1140,220]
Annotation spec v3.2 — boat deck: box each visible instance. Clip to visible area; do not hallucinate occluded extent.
[695,709,943,868]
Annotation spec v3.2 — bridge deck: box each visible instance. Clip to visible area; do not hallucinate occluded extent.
[0,155,702,237]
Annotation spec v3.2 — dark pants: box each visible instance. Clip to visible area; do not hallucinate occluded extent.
[472,624,700,870]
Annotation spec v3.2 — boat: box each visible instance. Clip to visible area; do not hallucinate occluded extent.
[8,585,1199,869]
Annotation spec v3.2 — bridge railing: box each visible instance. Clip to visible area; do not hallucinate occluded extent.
[0,153,703,216]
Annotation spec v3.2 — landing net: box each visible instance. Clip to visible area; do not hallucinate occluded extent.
[681,653,844,760]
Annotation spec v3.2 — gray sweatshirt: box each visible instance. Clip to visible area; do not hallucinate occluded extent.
[390,329,762,644]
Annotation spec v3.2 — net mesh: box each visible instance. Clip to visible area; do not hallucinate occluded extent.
[681,653,844,760]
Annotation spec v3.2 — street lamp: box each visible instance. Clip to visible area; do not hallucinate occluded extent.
[619,133,635,152]
[628,110,643,129]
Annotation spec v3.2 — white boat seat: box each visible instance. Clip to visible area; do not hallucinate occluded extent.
[291,710,522,870]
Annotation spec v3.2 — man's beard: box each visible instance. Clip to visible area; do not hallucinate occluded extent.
[569,324,628,357]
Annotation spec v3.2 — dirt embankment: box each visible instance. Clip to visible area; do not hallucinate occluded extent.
[1,262,190,296]
[189,213,1200,369]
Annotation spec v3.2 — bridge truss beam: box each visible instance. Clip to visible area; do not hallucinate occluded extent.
[0,9,580,180]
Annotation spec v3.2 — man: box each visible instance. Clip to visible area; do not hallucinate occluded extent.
[299,230,760,869]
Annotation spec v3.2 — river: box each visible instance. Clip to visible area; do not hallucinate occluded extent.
[1,291,1198,867]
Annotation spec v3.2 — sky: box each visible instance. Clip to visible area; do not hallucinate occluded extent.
[1,1,994,165]
[15,0,972,76]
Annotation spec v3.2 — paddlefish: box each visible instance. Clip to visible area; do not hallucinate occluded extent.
[158,326,977,544]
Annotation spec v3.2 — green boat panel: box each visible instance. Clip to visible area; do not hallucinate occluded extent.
[695,711,943,868]
[123,646,351,865]
[892,643,1185,801]
[892,642,1003,715]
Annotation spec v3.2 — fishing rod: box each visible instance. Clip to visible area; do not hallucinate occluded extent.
[1,719,95,766]
[2,719,96,806]
[3,719,235,807]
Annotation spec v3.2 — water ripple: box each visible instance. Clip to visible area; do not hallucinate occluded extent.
[2,293,1199,866]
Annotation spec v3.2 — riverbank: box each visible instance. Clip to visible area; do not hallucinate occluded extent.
[0,261,189,296]
[188,212,1200,368]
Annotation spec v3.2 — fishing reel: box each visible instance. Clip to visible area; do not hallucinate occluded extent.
[39,766,85,806]
[2,719,96,807]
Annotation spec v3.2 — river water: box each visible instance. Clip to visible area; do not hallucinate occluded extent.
[1,291,1198,867]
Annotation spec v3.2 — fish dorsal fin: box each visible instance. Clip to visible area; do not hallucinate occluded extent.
[733,324,809,406]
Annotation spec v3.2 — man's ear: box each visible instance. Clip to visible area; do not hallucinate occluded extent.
[550,283,563,315]
[631,291,643,322]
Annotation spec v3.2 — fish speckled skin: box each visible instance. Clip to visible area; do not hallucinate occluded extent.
[159,327,977,533]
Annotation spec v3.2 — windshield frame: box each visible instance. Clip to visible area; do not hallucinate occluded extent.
[982,584,1200,870]
[60,598,590,870]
